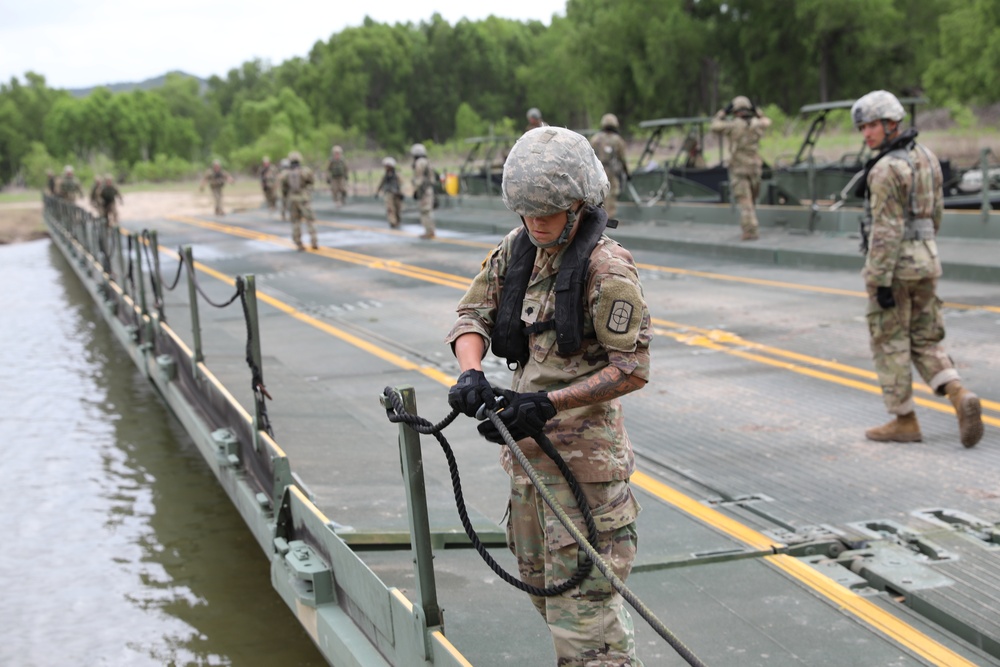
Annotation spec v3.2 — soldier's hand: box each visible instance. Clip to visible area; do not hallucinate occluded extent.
[724,102,734,115]
[476,390,556,444]
[876,286,896,309]
[413,192,419,201]
[448,369,496,417]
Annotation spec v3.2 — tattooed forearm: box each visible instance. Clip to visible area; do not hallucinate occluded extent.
[548,366,646,411]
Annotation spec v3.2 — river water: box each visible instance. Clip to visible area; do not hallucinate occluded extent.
[0,239,325,666]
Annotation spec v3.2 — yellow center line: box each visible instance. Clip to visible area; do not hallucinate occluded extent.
[156,236,976,665]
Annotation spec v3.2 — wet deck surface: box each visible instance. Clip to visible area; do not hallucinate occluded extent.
[128,196,1000,666]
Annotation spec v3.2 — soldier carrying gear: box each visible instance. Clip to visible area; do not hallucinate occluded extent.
[57,165,82,202]
[199,159,234,216]
[99,174,124,227]
[851,89,983,448]
[590,113,628,219]
[525,107,547,131]
[278,158,291,220]
[376,156,403,229]
[410,143,435,239]
[326,145,349,207]
[446,124,650,667]
[260,156,279,215]
[712,95,771,240]
[279,150,317,251]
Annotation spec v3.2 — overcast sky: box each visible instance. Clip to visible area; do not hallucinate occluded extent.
[0,1,567,90]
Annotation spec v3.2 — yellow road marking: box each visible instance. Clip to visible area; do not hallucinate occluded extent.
[161,239,978,665]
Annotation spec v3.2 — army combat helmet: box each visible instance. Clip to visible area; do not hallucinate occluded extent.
[502,126,610,248]
[851,90,905,127]
[410,143,427,158]
[600,113,619,130]
[382,156,396,168]
[288,150,303,164]
[731,96,753,112]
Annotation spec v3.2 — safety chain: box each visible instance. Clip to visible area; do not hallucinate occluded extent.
[381,387,708,667]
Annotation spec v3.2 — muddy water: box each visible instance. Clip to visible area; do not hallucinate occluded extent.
[0,239,325,666]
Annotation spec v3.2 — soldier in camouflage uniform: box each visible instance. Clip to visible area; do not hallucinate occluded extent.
[278,158,291,221]
[711,95,771,240]
[99,174,124,227]
[375,157,403,229]
[326,145,349,207]
[410,143,435,239]
[589,113,628,219]
[852,90,983,448]
[525,107,548,132]
[89,177,103,215]
[45,169,56,196]
[57,165,82,202]
[446,126,651,667]
[260,156,279,214]
[279,151,318,251]
[199,159,234,216]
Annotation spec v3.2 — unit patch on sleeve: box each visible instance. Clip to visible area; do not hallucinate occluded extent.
[606,300,634,334]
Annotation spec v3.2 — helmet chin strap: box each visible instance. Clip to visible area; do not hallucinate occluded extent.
[521,205,580,249]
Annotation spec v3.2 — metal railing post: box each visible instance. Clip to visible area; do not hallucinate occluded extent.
[183,246,204,373]
[134,231,148,318]
[243,275,265,448]
[391,385,443,638]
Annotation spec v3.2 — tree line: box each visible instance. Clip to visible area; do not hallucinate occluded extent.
[1,0,997,188]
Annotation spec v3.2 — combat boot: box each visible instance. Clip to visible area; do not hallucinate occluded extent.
[865,412,922,443]
[944,381,983,448]
[741,230,758,241]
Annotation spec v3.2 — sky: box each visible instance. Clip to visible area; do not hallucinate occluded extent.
[0,0,567,90]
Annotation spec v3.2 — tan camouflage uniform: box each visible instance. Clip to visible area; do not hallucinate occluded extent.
[200,166,232,215]
[279,160,317,250]
[590,129,628,219]
[57,173,82,202]
[445,213,651,666]
[863,137,959,414]
[711,104,771,239]
[412,155,435,238]
[327,153,349,206]
[376,166,403,229]
[99,178,123,226]
[260,160,279,212]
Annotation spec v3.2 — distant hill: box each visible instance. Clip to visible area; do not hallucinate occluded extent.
[68,70,207,97]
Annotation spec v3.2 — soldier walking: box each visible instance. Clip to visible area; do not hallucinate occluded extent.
[375,157,403,229]
[260,156,279,215]
[99,175,124,227]
[410,143,435,239]
[852,89,983,448]
[279,151,318,251]
[326,145,349,207]
[711,96,771,240]
[589,113,628,219]
[57,165,82,202]
[199,159,234,216]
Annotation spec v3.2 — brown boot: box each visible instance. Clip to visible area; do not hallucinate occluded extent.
[865,412,922,443]
[945,381,983,448]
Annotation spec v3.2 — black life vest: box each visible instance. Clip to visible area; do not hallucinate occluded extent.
[491,206,615,369]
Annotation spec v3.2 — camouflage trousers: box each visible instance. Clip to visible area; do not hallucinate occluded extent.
[866,278,960,415]
[418,187,435,236]
[104,202,119,227]
[729,170,761,237]
[330,177,347,206]
[506,479,643,667]
[288,199,317,248]
[384,193,402,228]
[263,185,278,210]
[211,186,225,215]
[605,173,621,220]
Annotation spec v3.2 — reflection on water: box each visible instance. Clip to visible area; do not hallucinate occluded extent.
[0,240,325,666]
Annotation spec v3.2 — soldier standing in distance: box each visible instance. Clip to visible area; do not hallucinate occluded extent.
[278,158,291,221]
[374,157,403,229]
[589,113,628,219]
[711,95,771,240]
[326,145,349,207]
[260,156,279,215]
[410,143,435,239]
[279,150,318,251]
[446,126,651,667]
[99,174,124,227]
[852,90,983,448]
[45,169,56,196]
[199,159,234,216]
[525,107,548,132]
[57,165,82,202]
[89,177,103,216]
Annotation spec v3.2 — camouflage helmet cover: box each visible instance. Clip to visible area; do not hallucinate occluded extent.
[600,113,619,130]
[851,90,905,127]
[502,126,610,217]
[382,156,396,168]
[731,96,752,111]
[262,155,270,163]
[526,107,542,121]
[63,165,74,173]
[410,143,427,157]
[288,150,303,162]
[331,145,342,155]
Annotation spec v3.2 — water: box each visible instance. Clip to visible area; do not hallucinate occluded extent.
[0,239,326,666]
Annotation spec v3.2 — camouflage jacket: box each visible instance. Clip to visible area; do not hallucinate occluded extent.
[279,165,314,201]
[377,169,402,195]
[711,112,771,174]
[863,133,943,286]
[444,222,652,484]
[326,158,348,179]
[260,163,278,189]
[589,130,627,177]
[412,156,433,195]
[203,168,231,190]
[58,175,81,199]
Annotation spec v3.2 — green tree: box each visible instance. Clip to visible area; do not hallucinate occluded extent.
[924,0,1000,104]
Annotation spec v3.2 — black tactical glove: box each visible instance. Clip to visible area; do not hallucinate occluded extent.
[723,102,734,115]
[477,390,557,444]
[876,286,896,309]
[413,192,419,200]
[448,369,496,418]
